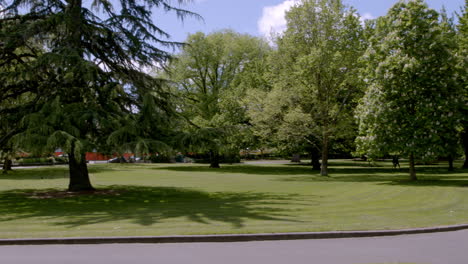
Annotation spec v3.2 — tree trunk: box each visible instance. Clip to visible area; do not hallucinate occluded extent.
[320,131,329,176]
[291,154,301,163]
[65,0,93,192]
[311,151,321,171]
[462,130,468,169]
[68,148,94,192]
[409,153,417,181]
[2,158,12,174]
[448,154,454,171]
[209,150,220,168]
[68,0,83,51]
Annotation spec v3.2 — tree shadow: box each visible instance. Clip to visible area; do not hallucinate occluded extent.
[381,180,468,188]
[276,166,468,187]
[0,165,126,180]
[0,186,303,228]
[0,167,70,180]
[286,160,381,168]
[154,165,319,175]
[155,163,468,187]
[276,174,407,183]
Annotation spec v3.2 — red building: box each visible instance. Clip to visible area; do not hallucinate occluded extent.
[54,150,133,161]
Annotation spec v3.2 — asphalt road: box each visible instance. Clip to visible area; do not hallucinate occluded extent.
[1,229,467,264]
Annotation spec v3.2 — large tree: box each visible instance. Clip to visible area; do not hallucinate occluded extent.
[271,0,365,175]
[168,30,270,168]
[457,0,468,168]
[246,82,323,169]
[356,0,463,180]
[0,0,196,191]
[0,25,40,173]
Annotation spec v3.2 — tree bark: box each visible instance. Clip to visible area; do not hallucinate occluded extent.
[64,0,94,192]
[2,158,12,174]
[320,130,329,176]
[67,0,83,52]
[311,150,321,171]
[448,154,454,171]
[68,145,94,192]
[209,150,220,168]
[462,130,468,169]
[409,153,417,181]
[291,154,301,163]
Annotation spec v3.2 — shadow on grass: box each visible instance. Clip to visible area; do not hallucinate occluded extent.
[276,166,468,187]
[0,167,70,180]
[156,163,466,176]
[159,163,468,187]
[286,161,382,168]
[0,186,302,228]
[278,175,468,186]
[381,180,468,188]
[155,164,320,175]
[0,165,125,180]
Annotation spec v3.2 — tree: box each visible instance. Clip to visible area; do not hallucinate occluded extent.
[457,0,468,168]
[0,0,196,191]
[0,96,25,173]
[271,0,365,175]
[168,30,270,168]
[356,0,463,180]
[246,82,323,169]
[0,24,40,173]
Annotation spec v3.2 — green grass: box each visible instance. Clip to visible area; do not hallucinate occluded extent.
[0,159,467,238]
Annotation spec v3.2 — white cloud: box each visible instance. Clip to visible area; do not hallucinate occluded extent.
[258,0,300,37]
[359,12,375,24]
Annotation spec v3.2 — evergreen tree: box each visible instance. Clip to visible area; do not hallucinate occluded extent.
[0,0,196,191]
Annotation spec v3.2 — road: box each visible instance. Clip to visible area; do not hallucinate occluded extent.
[1,229,467,264]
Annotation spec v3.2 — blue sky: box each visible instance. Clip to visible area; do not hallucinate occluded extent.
[155,0,464,43]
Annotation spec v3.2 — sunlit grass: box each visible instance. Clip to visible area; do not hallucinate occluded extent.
[0,159,467,238]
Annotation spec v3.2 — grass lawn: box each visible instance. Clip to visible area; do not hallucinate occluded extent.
[0,159,467,238]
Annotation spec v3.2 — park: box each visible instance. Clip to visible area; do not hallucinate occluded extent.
[0,0,467,263]
[0,160,467,239]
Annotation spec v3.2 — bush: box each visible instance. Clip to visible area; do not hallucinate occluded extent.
[188,153,241,164]
[18,157,53,165]
[149,154,174,163]
[54,157,69,164]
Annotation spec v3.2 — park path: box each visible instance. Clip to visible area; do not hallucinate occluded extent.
[1,229,467,264]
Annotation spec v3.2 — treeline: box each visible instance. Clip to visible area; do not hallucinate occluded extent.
[165,0,467,180]
[0,0,466,191]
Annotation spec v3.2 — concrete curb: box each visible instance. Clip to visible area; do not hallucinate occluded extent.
[1,224,468,245]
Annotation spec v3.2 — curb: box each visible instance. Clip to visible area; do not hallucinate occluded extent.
[1,224,468,245]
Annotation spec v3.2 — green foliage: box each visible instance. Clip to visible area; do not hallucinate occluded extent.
[0,0,189,154]
[149,154,173,163]
[247,85,317,155]
[356,0,463,163]
[457,1,468,167]
[0,0,196,189]
[167,30,271,163]
[256,0,365,174]
[17,157,54,164]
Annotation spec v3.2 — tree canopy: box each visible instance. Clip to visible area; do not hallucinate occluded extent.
[167,30,270,168]
[356,0,463,179]
[0,0,197,190]
[1,0,465,184]
[268,0,365,175]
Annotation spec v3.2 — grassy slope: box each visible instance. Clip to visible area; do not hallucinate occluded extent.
[0,160,467,238]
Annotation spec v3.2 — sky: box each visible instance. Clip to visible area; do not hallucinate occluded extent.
[154,0,465,43]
